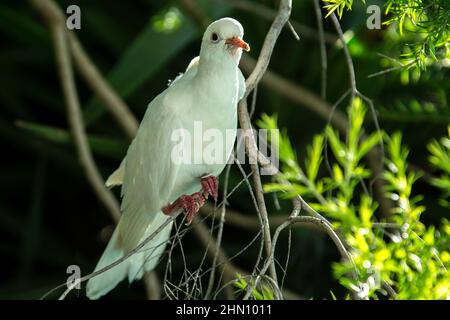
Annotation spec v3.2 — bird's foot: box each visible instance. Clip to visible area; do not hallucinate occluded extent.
[162,192,205,225]
[201,175,219,202]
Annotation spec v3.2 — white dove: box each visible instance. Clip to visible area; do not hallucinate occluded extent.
[86,17,249,299]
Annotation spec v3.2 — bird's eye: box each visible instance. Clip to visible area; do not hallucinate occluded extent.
[211,32,219,42]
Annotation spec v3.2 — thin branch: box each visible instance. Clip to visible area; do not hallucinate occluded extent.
[235,0,294,292]
[191,216,303,300]
[239,100,278,283]
[31,0,121,223]
[68,33,139,139]
[30,0,138,140]
[200,203,324,233]
[328,12,390,218]
[314,0,327,100]
[243,0,293,97]
[50,212,180,300]
[144,271,161,300]
[243,214,355,300]
[204,164,231,299]
[330,13,356,97]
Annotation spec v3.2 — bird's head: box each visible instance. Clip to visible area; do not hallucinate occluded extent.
[199,18,250,66]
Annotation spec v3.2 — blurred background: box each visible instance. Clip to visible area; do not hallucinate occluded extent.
[1,0,449,299]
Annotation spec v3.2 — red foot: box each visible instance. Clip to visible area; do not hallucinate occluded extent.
[161,176,218,225]
[201,175,219,202]
[162,192,205,225]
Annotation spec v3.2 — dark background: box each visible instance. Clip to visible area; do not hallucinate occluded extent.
[1,0,448,299]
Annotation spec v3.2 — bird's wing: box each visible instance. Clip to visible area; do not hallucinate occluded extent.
[117,93,184,254]
[105,158,125,188]
[104,56,201,189]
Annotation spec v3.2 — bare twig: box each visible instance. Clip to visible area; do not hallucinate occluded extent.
[31,0,162,299]
[30,0,138,140]
[328,13,390,218]
[144,271,161,300]
[200,203,324,233]
[45,212,180,300]
[204,164,231,299]
[192,216,303,300]
[31,0,121,223]
[68,33,139,139]
[243,213,355,300]
[236,0,294,292]
[330,14,356,97]
[314,0,327,100]
[242,0,293,98]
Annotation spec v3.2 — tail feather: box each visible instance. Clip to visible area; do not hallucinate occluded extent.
[86,213,173,299]
[86,228,127,299]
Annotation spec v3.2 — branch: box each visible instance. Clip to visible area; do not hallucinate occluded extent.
[68,33,139,139]
[30,0,138,141]
[204,165,231,299]
[328,13,390,218]
[243,211,355,300]
[242,0,293,97]
[144,271,161,300]
[30,0,121,223]
[200,203,324,233]
[31,0,160,299]
[42,211,180,300]
[235,0,296,291]
[314,0,327,100]
[191,216,303,300]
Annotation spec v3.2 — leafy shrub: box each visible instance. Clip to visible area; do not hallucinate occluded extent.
[258,98,450,299]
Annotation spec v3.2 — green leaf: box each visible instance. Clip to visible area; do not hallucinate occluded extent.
[357,132,382,162]
[325,126,346,166]
[305,135,324,182]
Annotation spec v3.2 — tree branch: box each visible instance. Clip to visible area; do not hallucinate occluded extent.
[30,0,121,223]
[68,33,139,139]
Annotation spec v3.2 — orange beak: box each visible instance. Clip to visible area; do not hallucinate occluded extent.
[225,37,250,52]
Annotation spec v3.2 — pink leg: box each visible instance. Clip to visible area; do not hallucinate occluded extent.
[201,175,219,202]
[162,192,205,225]
[161,175,218,225]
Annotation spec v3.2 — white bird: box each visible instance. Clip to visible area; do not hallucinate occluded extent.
[86,17,249,299]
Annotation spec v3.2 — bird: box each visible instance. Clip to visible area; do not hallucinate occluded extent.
[86,17,250,299]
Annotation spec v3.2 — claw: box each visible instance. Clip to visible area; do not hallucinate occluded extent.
[162,193,205,225]
[161,176,218,225]
[201,176,219,202]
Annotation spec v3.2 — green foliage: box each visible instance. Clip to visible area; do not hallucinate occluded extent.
[258,98,450,299]
[428,127,450,208]
[234,274,274,300]
[323,0,450,69]
[322,0,363,19]
[384,0,450,69]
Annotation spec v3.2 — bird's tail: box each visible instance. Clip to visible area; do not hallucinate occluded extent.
[86,213,173,299]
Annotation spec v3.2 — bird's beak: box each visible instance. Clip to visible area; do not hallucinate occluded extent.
[225,37,250,52]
